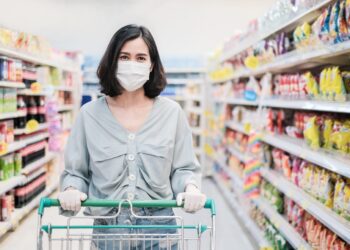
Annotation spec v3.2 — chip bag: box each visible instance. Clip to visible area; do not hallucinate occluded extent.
[334,177,346,214]
[304,116,320,149]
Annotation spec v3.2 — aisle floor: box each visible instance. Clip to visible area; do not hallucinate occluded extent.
[0,178,256,250]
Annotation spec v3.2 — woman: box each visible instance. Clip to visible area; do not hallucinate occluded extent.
[58,25,206,249]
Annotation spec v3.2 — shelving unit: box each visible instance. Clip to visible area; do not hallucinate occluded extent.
[253,197,312,250]
[261,168,350,244]
[207,0,350,248]
[163,68,207,165]
[0,180,58,238]
[0,28,81,240]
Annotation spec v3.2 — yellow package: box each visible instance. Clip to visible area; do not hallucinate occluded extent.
[332,67,347,102]
[319,68,327,97]
[330,122,350,154]
[343,180,350,221]
[334,178,345,214]
[319,169,334,209]
[312,167,321,198]
[305,72,319,98]
[304,116,320,149]
[323,119,333,149]
[325,68,333,100]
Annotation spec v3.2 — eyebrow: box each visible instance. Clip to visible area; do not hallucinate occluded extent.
[119,52,148,57]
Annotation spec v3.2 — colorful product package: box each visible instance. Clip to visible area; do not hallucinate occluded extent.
[336,0,348,43]
[318,169,335,208]
[323,118,334,149]
[334,177,346,214]
[304,116,320,149]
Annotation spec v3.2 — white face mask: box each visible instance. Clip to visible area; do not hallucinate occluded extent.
[116,61,151,92]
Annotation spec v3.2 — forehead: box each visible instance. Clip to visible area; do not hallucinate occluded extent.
[120,37,150,55]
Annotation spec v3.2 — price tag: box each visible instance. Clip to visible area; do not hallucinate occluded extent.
[244,123,251,134]
[0,141,8,155]
[25,119,39,134]
[30,82,42,94]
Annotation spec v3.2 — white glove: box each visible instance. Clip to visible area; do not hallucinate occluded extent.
[176,184,206,213]
[58,188,87,212]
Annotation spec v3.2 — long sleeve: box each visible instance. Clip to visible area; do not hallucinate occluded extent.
[60,108,90,194]
[170,108,202,196]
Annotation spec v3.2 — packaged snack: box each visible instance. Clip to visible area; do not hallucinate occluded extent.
[343,180,350,221]
[323,118,334,149]
[281,153,292,179]
[304,72,319,98]
[329,1,340,42]
[332,67,347,102]
[330,121,350,154]
[336,0,348,43]
[304,116,320,149]
[334,177,346,214]
[291,157,302,186]
[320,5,332,42]
[319,169,335,208]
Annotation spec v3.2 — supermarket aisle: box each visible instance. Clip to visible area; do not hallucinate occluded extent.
[0,178,255,250]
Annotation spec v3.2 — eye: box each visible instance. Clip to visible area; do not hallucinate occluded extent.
[137,56,146,62]
[119,55,129,60]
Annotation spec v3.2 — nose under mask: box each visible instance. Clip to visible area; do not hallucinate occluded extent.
[116,61,151,92]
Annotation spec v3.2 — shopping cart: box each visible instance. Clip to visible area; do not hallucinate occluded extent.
[37,198,216,250]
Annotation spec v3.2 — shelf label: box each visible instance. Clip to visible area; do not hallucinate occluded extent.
[30,82,42,94]
[25,120,39,134]
[0,141,8,155]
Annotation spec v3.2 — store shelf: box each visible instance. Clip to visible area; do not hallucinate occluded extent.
[220,0,333,62]
[165,68,206,73]
[191,127,202,135]
[165,95,186,101]
[253,197,312,250]
[225,121,250,135]
[210,75,234,85]
[57,105,74,112]
[21,153,56,175]
[226,98,259,106]
[261,132,350,179]
[261,168,350,244]
[0,175,26,196]
[0,180,59,239]
[17,89,47,96]
[262,98,350,113]
[0,46,79,73]
[24,168,47,184]
[0,81,26,89]
[227,146,252,163]
[186,95,202,101]
[187,106,203,114]
[14,123,48,135]
[212,173,271,249]
[0,111,26,121]
[214,156,243,189]
[53,86,74,92]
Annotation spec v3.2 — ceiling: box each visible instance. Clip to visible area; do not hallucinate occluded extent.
[0,0,276,61]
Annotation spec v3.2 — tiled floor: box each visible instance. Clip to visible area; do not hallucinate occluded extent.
[0,178,256,250]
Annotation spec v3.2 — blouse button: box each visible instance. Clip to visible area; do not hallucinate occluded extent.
[128,133,135,140]
[127,193,135,200]
[129,174,136,181]
[127,154,135,161]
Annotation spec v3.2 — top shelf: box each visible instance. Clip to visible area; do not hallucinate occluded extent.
[0,46,80,73]
[220,0,333,62]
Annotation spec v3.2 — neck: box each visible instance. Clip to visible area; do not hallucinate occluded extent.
[109,88,151,108]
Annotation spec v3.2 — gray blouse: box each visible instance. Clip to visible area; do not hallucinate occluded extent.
[60,96,201,215]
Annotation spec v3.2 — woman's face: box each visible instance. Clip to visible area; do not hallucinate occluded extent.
[118,37,152,65]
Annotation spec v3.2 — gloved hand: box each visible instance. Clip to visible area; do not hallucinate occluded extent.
[58,188,87,211]
[176,184,206,213]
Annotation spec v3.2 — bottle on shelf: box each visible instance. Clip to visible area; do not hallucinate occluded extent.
[27,96,38,122]
[37,97,46,124]
[15,96,27,129]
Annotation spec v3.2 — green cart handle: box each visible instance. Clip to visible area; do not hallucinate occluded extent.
[38,198,216,216]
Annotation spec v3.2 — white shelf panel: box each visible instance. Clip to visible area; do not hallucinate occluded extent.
[212,173,271,249]
[225,121,250,135]
[262,98,350,113]
[191,127,202,135]
[21,153,56,175]
[17,89,47,96]
[0,175,26,196]
[220,0,332,62]
[14,123,48,135]
[227,146,253,163]
[187,107,203,114]
[0,111,26,121]
[261,133,350,179]
[0,180,58,239]
[214,156,243,189]
[0,81,26,89]
[57,105,74,112]
[166,96,186,101]
[225,98,259,106]
[165,68,205,73]
[0,46,79,72]
[54,86,74,92]
[261,168,350,244]
[186,95,202,101]
[253,197,312,250]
